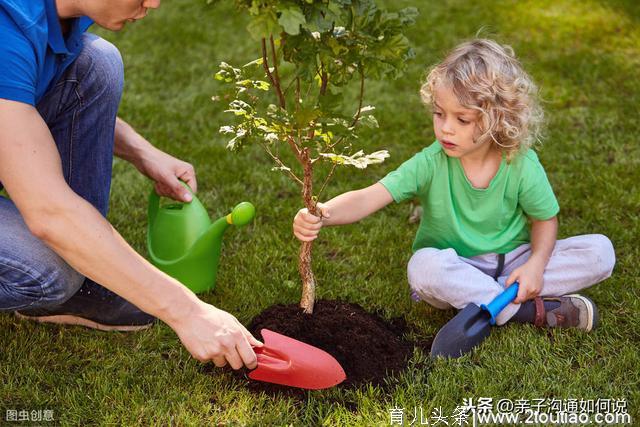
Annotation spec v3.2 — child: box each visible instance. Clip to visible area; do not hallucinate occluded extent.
[292,39,615,330]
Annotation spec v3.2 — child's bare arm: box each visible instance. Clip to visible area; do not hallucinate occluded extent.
[323,183,393,225]
[292,183,393,242]
[528,216,558,266]
[507,216,558,303]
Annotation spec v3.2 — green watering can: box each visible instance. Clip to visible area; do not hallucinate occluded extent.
[147,183,255,294]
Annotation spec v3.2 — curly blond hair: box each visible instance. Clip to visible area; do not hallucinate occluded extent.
[420,39,544,160]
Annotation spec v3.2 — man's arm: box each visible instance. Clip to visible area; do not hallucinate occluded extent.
[0,99,261,368]
[114,116,196,202]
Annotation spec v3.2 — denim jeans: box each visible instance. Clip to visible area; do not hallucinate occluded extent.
[0,33,123,311]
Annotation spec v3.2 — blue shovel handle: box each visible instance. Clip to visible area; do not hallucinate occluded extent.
[480,282,520,325]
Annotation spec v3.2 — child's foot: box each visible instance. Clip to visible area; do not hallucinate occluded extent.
[510,294,599,332]
[534,294,599,331]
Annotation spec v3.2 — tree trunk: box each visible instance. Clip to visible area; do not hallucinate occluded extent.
[299,240,316,314]
[299,148,316,314]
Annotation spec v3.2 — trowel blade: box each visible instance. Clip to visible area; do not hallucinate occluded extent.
[430,304,492,359]
[248,329,346,390]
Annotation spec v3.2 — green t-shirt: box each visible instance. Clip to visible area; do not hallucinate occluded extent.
[379,142,559,258]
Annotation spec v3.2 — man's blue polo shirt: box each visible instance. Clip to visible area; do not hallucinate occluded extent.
[0,0,93,106]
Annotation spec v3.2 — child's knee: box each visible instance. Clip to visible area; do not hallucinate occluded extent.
[589,234,615,280]
[407,247,456,292]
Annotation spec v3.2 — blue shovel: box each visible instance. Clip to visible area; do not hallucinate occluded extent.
[430,283,520,358]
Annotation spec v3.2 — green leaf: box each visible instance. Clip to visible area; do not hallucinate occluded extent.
[253,80,271,91]
[277,5,306,35]
[242,57,264,68]
[264,133,280,143]
[225,127,248,151]
[246,9,281,40]
[219,125,235,135]
[318,149,390,169]
[359,114,379,129]
[294,107,321,128]
[399,7,419,25]
[318,90,344,115]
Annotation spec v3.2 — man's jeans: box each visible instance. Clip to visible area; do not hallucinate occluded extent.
[0,34,123,311]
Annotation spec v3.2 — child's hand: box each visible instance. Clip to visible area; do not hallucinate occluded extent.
[505,259,545,303]
[292,203,331,242]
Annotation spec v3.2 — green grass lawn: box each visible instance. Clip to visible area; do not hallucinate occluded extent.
[2,0,639,425]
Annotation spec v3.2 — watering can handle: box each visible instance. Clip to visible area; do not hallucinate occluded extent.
[148,181,194,225]
[480,282,519,326]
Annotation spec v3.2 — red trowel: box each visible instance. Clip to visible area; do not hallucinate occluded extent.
[248,329,346,390]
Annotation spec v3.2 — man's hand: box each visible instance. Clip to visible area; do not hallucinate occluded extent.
[134,146,197,202]
[114,117,196,202]
[506,259,546,303]
[169,299,263,369]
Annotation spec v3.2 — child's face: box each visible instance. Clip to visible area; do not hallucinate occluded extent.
[432,85,490,160]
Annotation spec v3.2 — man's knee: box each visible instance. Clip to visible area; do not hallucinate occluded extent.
[0,260,84,310]
[76,34,124,101]
[0,199,85,310]
[41,267,84,306]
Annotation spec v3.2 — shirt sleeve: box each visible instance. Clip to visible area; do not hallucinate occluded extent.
[379,148,433,203]
[518,152,560,220]
[0,8,38,105]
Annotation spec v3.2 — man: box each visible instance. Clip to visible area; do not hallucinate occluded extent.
[0,0,261,370]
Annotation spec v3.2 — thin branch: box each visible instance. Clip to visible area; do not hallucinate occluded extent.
[260,142,303,186]
[328,136,343,151]
[350,67,365,127]
[305,78,314,100]
[270,35,282,93]
[287,135,302,159]
[314,162,338,209]
[282,74,297,96]
[320,67,328,96]
[261,38,276,86]
[261,38,286,109]
[295,76,301,114]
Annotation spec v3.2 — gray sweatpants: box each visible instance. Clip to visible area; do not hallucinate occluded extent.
[407,234,616,325]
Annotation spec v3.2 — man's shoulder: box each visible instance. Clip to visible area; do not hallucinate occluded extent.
[0,1,48,106]
[0,1,46,30]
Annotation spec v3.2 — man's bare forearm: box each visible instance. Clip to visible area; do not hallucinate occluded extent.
[37,187,197,325]
[114,117,155,166]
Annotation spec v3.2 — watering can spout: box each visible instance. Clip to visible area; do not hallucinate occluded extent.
[189,202,256,256]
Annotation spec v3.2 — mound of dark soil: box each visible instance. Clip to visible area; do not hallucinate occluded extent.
[242,299,431,394]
